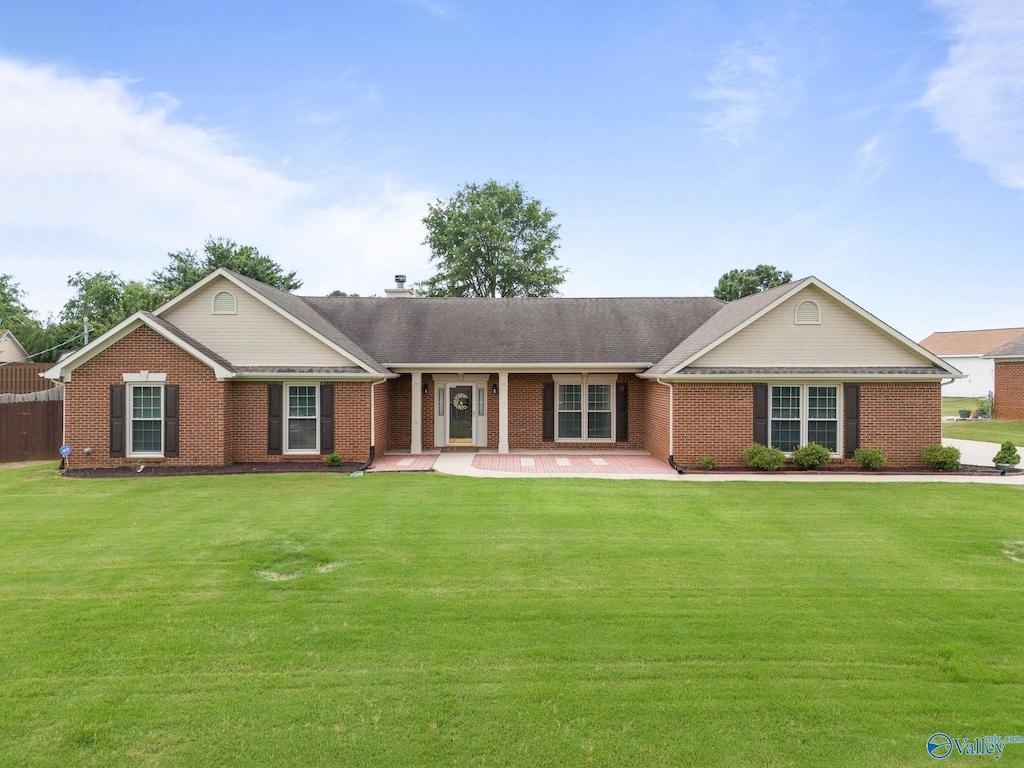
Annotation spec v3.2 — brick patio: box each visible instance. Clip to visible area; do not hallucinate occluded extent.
[472,453,675,475]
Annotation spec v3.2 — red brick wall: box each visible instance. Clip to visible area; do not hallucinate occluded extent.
[644,380,671,461]
[994,361,1024,420]
[373,380,390,455]
[672,382,754,467]
[859,381,940,467]
[64,325,228,468]
[388,374,411,451]
[507,373,645,451]
[228,381,372,464]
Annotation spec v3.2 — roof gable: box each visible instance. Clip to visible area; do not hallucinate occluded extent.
[985,333,1024,359]
[648,277,959,377]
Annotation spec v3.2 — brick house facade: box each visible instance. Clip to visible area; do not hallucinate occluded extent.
[47,270,959,470]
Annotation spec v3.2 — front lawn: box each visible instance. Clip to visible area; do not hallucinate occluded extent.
[942,419,1024,447]
[2,464,1023,766]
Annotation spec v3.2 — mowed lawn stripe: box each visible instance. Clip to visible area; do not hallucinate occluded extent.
[1,465,1023,766]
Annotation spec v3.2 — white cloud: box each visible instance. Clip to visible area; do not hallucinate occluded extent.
[0,57,434,314]
[921,0,1024,190]
[854,134,888,186]
[697,38,799,145]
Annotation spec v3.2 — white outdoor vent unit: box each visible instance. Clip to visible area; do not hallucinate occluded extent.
[212,290,237,315]
[794,300,821,325]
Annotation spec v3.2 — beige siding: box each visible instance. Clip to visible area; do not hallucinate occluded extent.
[0,334,28,362]
[162,277,358,367]
[691,286,929,368]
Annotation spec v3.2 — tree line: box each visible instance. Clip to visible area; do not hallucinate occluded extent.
[1,181,791,364]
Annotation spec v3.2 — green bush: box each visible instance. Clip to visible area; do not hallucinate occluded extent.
[992,441,1021,466]
[323,452,344,467]
[698,456,717,471]
[976,399,989,415]
[922,444,961,471]
[853,448,887,469]
[742,443,785,472]
[792,443,832,470]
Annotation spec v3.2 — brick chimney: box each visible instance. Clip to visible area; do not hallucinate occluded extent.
[384,274,414,298]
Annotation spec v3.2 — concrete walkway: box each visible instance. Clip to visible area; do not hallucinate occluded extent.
[943,437,1003,468]
[431,451,1024,485]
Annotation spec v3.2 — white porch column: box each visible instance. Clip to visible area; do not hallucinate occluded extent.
[411,372,422,454]
[498,370,510,454]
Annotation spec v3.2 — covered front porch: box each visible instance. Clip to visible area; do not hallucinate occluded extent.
[388,369,646,455]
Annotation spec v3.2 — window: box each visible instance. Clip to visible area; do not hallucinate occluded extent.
[556,381,614,441]
[770,384,840,453]
[287,384,318,452]
[212,290,237,314]
[129,384,163,455]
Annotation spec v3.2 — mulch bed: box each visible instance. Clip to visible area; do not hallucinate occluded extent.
[63,461,365,478]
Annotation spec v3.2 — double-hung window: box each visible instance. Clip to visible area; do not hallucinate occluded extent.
[556,379,614,441]
[129,384,163,456]
[287,384,318,452]
[769,384,840,454]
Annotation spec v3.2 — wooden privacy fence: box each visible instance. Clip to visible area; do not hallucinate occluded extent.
[0,387,63,462]
[0,363,51,394]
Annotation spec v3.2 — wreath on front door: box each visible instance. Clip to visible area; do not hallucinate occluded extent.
[452,392,470,411]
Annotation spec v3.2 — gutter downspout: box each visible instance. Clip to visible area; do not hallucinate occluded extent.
[656,378,684,474]
[357,378,387,472]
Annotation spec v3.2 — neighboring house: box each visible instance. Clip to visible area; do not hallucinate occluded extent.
[919,328,1024,398]
[43,269,960,469]
[984,334,1024,421]
[0,329,29,363]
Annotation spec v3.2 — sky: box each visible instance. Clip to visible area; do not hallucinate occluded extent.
[0,0,1022,342]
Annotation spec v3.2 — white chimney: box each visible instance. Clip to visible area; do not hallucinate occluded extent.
[384,274,414,298]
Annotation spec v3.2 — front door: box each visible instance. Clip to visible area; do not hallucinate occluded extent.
[448,385,474,444]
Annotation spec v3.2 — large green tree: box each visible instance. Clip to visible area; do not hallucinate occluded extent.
[417,180,567,297]
[59,272,165,338]
[713,265,793,302]
[152,237,301,296]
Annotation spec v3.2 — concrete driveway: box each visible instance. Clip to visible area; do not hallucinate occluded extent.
[943,438,1003,467]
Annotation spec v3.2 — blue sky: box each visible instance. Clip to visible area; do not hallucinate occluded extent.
[1,0,1021,341]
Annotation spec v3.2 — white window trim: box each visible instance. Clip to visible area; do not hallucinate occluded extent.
[769,383,843,456]
[794,300,821,325]
[126,382,165,458]
[212,290,237,315]
[554,375,616,443]
[284,382,320,455]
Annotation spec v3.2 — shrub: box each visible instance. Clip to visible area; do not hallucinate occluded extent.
[742,443,785,472]
[853,447,887,469]
[791,442,831,470]
[698,456,717,471]
[976,399,989,415]
[323,452,344,467]
[993,441,1021,466]
[922,444,961,471]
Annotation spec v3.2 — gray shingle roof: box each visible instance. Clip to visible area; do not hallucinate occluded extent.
[301,295,725,365]
[145,313,236,372]
[643,279,810,376]
[233,365,367,375]
[984,334,1024,358]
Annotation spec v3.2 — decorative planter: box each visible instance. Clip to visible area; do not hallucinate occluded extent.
[958,409,971,419]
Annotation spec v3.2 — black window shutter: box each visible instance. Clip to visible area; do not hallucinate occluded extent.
[753,384,768,446]
[843,384,860,458]
[615,382,629,442]
[267,384,283,455]
[164,384,179,458]
[319,383,334,454]
[542,382,554,442]
[109,384,126,458]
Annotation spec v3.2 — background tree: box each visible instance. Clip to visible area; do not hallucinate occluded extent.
[58,272,164,337]
[417,180,567,297]
[152,237,301,296]
[713,265,792,301]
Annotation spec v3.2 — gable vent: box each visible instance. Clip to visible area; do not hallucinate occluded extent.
[212,290,237,315]
[795,300,821,325]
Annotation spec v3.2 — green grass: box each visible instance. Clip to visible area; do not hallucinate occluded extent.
[2,464,1024,766]
[941,396,985,417]
[942,419,1024,446]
